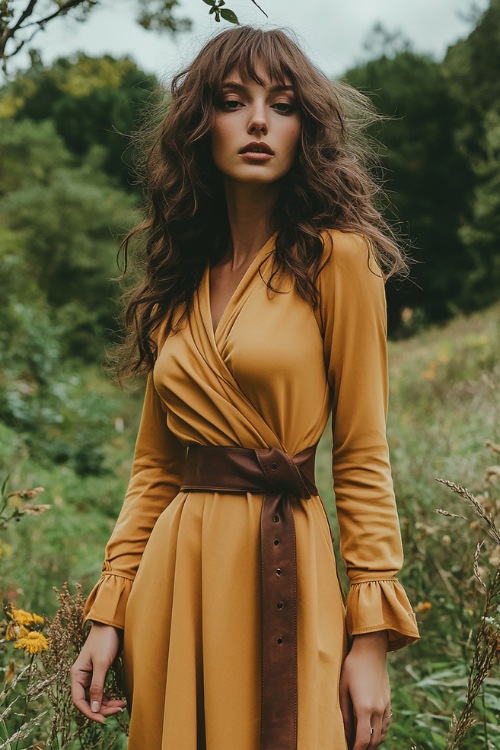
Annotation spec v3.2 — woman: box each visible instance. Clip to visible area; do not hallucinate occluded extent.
[71,26,420,750]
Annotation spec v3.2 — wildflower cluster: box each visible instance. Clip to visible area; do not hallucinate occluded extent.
[2,605,49,655]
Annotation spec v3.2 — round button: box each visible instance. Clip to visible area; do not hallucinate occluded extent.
[273,539,280,546]
[271,462,278,471]
[275,568,282,576]
[277,601,284,609]
[276,637,283,645]
[273,514,280,523]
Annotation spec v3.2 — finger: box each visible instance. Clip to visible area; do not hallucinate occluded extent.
[339,680,354,747]
[100,697,127,717]
[89,660,108,716]
[100,704,126,718]
[352,712,373,750]
[368,715,383,748]
[380,706,392,741]
[71,664,105,723]
[101,697,127,708]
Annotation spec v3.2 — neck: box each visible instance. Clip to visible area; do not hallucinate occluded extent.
[222,179,279,269]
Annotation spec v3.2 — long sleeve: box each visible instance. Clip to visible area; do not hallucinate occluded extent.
[84,372,186,629]
[317,229,420,651]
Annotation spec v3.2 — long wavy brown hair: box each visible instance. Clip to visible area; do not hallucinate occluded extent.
[118,25,408,377]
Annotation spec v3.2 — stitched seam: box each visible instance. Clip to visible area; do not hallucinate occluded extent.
[181,485,259,493]
[100,572,135,582]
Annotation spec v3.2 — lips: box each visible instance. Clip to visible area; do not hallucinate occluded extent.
[239,141,274,155]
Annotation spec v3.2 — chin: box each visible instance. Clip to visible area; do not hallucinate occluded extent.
[233,170,287,186]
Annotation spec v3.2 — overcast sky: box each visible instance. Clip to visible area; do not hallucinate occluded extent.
[21,0,487,80]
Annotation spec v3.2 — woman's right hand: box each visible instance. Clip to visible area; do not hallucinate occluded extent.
[71,622,127,724]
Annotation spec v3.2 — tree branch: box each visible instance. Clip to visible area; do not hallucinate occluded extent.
[21,0,94,30]
[6,24,39,58]
[250,0,267,17]
[10,0,39,35]
[0,0,93,61]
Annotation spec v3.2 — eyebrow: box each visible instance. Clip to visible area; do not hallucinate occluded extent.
[221,81,295,94]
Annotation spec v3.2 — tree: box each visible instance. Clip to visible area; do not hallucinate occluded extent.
[345,50,472,331]
[0,117,135,356]
[0,113,135,473]
[0,0,266,70]
[459,110,500,309]
[444,0,500,163]
[0,53,158,189]
[443,0,500,312]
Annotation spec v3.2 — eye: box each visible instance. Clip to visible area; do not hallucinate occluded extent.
[272,102,296,115]
[220,98,243,111]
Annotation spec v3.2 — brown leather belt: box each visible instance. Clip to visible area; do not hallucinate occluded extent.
[181,444,318,750]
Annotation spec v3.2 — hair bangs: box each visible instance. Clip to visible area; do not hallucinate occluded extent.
[206,28,301,102]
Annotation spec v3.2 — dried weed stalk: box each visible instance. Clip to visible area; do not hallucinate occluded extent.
[435,440,500,750]
[30,582,129,748]
[0,664,48,750]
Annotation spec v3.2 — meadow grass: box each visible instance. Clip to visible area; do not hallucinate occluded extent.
[1,303,499,748]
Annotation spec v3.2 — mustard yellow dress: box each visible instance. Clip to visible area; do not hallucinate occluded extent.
[85,230,420,750]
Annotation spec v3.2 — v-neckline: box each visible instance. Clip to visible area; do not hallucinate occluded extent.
[206,233,276,339]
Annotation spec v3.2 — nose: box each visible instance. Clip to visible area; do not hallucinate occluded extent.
[247,103,268,136]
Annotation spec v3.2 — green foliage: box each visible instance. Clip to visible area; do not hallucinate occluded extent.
[136,0,192,32]
[344,51,472,330]
[203,0,239,24]
[0,117,136,471]
[459,109,500,311]
[0,363,142,610]
[443,0,500,159]
[0,117,134,338]
[0,54,158,189]
[343,1,500,331]
[443,0,500,315]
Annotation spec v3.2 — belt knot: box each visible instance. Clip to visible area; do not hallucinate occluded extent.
[255,447,315,498]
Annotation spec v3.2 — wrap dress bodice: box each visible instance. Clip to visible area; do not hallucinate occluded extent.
[85,229,420,750]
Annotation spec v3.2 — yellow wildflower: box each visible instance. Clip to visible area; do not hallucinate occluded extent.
[11,608,34,626]
[14,631,49,655]
[32,613,44,625]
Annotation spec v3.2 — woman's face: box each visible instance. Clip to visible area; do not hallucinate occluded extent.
[211,62,301,187]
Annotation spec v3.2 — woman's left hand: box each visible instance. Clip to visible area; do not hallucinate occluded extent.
[339,630,392,749]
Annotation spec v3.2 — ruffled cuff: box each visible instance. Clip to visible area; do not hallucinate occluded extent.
[346,578,420,652]
[84,573,134,630]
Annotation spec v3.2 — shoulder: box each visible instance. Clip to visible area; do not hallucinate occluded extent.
[315,228,387,335]
[318,229,383,287]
